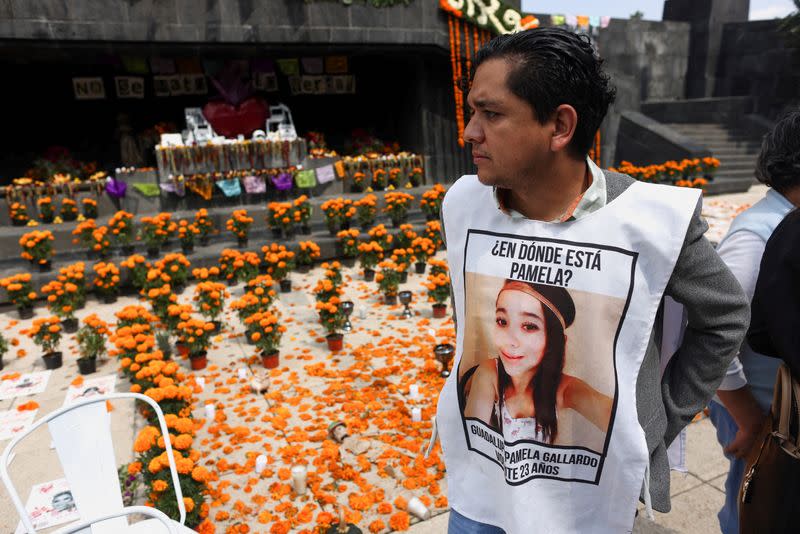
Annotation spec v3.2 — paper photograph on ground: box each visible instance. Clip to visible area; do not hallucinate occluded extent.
[63,374,117,406]
[0,371,51,400]
[457,230,635,485]
[0,409,37,441]
[14,478,79,533]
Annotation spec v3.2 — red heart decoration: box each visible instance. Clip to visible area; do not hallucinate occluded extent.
[202,97,269,138]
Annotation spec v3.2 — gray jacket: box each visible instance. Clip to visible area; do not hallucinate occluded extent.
[443,170,750,513]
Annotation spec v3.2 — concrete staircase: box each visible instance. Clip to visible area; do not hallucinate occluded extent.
[664,122,763,193]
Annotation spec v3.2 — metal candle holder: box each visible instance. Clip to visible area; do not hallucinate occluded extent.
[434,343,455,378]
[341,300,354,332]
[399,290,413,319]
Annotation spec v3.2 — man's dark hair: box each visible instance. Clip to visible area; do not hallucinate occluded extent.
[473,28,617,159]
[755,109,800,194]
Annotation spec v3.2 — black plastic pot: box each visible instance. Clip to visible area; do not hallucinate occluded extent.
[296,264,311,274]
[18,306,34,320]
[38,261,52,273]
[102,293,118,304]
[271,228,283,239]
[399,271,408,284]
[147,247,160,259]
[42,351,63,370]
[384,294,398,305]
[77,357,97,375]
[279,278,292,293]
[415,262,427,274]
[182,244,194,254]
[342,257,357,268]
[237,237,249,249]
[120,245,135,256]
[300,225,311,235]
[62,317,79,333]
[363,268,375,282]
[199,236,210,247]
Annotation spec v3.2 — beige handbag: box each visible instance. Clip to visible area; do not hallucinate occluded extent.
[739,363,800,533]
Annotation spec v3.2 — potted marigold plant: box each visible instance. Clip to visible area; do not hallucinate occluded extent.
[425,220,444,250]
[194,208,214,246]
[371,168,387,191]
[81,197,98,219]
[90,226,112,259]
[1,273,37,319]
[409,166,423,187]
[27,316,63,369]
[226,209,253,248]
[92,261,121,303]
[357,241,383,281]
[193,281,228,331]
[411,237,436,274]
[158,213,177,249]
[293,195,312,234]
[164,303,193,338]
[109,210,136,254]
[141,268,177,322]
[0,331,8,371]
[262,244,295,292]
[76,314,108,374]
[426,269,451,318]
[37,197,55,223]
[354,194,377,230]
[19,230,54,271]
[352,171,367,192]
[41,280,79,332]
[245,310,285,369]
[336,229,360,267]
[420,184,445,221]
[321,261,343,287]
[57,262,87,310]
[296,241,321,273]
[245,275,278,310]
[177,220,199,254]
[176,317,215,370]
[316,296,346,351]
[9,202,29,226]
[72,219,98,258]
[388,167,402,189]
[383,191,414,227]
[367,224,393,250]
[156,253,191,292]
[60,198,78,222]
[237,251,261,283]
[390,248,414,284]
[267,202,295,239]
[321,198,355,235]
[395,223,417,250]
[121,254,149,293]
[139,215,168,258]
[376,259,402,305]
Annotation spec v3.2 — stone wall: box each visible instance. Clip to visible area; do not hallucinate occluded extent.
[715,19,800,118]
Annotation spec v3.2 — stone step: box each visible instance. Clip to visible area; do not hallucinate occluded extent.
[706,177,758,194]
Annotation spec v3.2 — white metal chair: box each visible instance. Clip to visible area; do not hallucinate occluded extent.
[53,506,177,534]
[1,393,195,534]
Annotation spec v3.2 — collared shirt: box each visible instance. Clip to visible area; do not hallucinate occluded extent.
[493,157,608,222]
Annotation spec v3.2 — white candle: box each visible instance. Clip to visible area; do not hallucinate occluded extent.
[204,404,215,420]
[409,384,420,401]
[407,496,431,520]
[428,328,436,338]
[196,377,205,392]
[255,454,268,475]
[359,308,367,320]
[411,407,422,423]
[238,368,248,379]
[291,465,308,495]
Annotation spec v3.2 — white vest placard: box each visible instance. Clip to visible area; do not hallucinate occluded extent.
[437,176,699,533]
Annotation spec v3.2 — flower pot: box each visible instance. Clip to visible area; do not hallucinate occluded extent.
[279,278,292,293]
[175,343,189,358]
[42,351,63,370]
[161,240,172,251]
[38,261,52,273]
[271,228,283,239]
[285,228,296,240]
[173,283,185,295]
[300,225,311,235]
[261,350,280,369]
[328,226,338,237]
[340,220,351,231]
[296,264,311,274]
[211,320,222,333]
[391,216,407,228]
[426,213,438,221]
[342,257,357,268]
[227,277,238,287]
[189,351,207,370]
[120,245,135,256]
[415,262,427,274]
[40,215,54,224]
[363,268,375,282]
[12,219,25,227]
[384,294,398,306]
[199,236,210,247]
[326,333,344,352]
[399,271,408,284]
[18,306,34,320]
[237,237,249,249]
[62,317,79,333]
[102,293,118,304]
[86,250,97,261]
[325,524,362,534]
[432,303,448,318]
[181,244,194,254]
[77,357,97,375]
[0,357,3,370]
[147,247,160,259]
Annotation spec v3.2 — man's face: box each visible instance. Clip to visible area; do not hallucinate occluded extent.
[464,58,553,190]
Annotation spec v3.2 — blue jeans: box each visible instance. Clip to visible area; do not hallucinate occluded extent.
[448,509,505,534]
[708,400,744,534]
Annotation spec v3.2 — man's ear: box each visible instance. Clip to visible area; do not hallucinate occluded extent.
[550,104,578,153]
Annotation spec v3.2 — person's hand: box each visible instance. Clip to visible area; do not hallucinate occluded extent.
[724,416,764,459]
